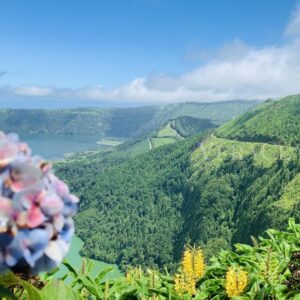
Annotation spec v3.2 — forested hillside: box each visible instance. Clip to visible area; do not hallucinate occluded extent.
[216,95,300,146]
[0,100,258,137]
[55,95,300,272]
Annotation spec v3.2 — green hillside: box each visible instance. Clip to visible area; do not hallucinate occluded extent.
[0,100,258,138]
[54,95,300,272]
[56,133,300,271]
[56,134,201,269]
[148,116,216,149]
[216,95,300,146]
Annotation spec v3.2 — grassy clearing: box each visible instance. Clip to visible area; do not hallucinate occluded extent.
[156,122,182,138]
[191,136,296,175]
[150,137,179,148]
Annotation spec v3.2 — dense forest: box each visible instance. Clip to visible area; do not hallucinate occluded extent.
[217,95,300,146]
[0,100,258,137]
[55,95,300,273]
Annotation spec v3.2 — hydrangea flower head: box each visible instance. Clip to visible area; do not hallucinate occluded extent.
[0,132,78,274]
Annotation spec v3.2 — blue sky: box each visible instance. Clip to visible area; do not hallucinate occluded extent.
[1,0,300,107]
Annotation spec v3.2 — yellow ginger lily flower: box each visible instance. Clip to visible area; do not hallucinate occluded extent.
[182,248,194,278]
[193,247,205,279]
[225,266,248,297]
[175,246,205,296]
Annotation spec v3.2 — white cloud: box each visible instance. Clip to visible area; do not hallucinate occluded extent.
[5,2,300,104]
[14,86,53,97]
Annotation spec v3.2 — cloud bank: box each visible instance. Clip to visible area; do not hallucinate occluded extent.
[3,4,300,104]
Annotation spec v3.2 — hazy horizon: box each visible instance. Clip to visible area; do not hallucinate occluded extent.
[0,97,262,109]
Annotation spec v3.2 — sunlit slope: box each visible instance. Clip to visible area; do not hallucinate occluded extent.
[216,95,300,146]
[191,136,296,171]
[183,136,300,253]
[58,135,300,269]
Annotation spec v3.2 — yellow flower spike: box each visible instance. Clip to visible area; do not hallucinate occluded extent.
[185,274,196,296]
[174,274,182,294]
[225,267,248,298]
[193,247,205,280]
[182,248,194,278]
[174,273,186,295]
[174,245,205,296]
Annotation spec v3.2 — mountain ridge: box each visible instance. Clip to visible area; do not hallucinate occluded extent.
[0,100,259,138]
[216,95,300,146]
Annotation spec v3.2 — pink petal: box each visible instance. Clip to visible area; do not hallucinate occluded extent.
[27,206,45,228]
[0,139,19,167]
[0,197,13,215]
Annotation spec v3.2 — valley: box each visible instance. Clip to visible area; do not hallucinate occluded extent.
[1,95,300,289]
[53,95,300,272]
[1,100,254,277]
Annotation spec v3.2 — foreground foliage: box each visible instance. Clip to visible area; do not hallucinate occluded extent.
[2,219,300,299]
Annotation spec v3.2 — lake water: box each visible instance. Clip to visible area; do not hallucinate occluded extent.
[20,134,103,160]
[56,235,122,280]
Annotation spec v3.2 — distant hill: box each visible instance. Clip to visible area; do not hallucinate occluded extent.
[149,116,217,149]
[216,95,300,146]
[56,95,300,270]
[170,116,217,138]
[0,100,259,138]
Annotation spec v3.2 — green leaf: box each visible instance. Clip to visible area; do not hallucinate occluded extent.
[45,267,60,277]
[19,279,42,300]
[95,267,113,284]
[0,272,41,300]
[0,273,19,285]
[0,284,17,300]
[118,286,138,300]
[62,260,79,277]
[41,279,83,300]
[78,275,102,298]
